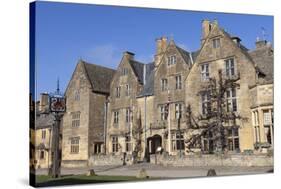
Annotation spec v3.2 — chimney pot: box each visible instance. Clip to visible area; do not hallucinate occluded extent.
[123,51,135,60]
[39,93,49,113]
[154,36,168,67]
[255,40,267,49]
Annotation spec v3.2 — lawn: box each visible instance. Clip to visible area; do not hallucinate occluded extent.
[35,174,151,187]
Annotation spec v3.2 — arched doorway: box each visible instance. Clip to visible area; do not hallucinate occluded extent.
[147,135,162,155]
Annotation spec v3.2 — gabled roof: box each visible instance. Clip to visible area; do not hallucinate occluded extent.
[138,62,155,97]
[175,45,199,66]
[249,45,273,84]
[175,45,193,66]
[35,114,54,129]
[82,61,116,94]
[222,30,268,76]
[129,60,145,84]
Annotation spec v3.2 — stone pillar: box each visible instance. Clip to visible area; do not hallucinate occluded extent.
[269,109,274,145]
[258,109,265,143]
[251,111,257,143]
[168,104,171,154]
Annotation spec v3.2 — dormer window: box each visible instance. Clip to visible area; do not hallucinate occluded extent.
[168,55,176,65]
[212,38,220,48]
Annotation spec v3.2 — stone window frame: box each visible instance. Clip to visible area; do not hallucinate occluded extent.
[175,103,183,119]
[226,127,240,152]
[41,129,46,139]
[116,86,121,98]
[125,84,130,96]
[212,38,221,48]
[74,89,80,101]
[225,58,236,77]
[94,143,102,154]
[252,110,261,143]
[113,111,119,125]
[112,136,119,153]
[171,131,184,151]
[263,109,273,145]
[122,68,129,76]
[40,150,45,159]
[201,91,211,115]
[200,63,210,81]
[159,105,168,121]
[167,55,177,66]
[71,111,80,127]
[175,75,182,90]
[70,137,80,154]
[226,88,237,112]
[160,78,168,92]
[125,108,130,123]
[125,135,132,152]
[202,130,214,153]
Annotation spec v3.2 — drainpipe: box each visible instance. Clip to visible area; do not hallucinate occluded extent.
[189,52,194,65]
[143,64,147,161]
[104,99,108,154]
[144,96,147,160]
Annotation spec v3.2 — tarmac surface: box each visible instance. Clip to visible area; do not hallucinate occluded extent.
[36,163,273,178]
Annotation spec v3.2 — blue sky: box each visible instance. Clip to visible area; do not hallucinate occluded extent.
[34,1,273,99]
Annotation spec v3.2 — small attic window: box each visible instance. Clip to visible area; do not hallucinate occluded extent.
[168,55,176,66]
[212,38,220,48]
[74,90,80,101]
[122,68,128,75]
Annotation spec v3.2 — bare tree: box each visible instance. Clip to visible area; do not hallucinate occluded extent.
[185,70,247,154]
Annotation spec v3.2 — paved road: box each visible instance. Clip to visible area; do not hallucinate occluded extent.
[36,163,273,178]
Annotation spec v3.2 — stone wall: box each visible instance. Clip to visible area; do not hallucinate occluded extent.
[150,154,273,167]
[61,160,88,168]
[106,53,143,155]
[88,154,134,166]
[62,62,91,162]
[185,21,257,152]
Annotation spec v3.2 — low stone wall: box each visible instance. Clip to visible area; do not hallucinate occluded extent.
[150,154,273,167]
[61,160,88,168]
[88,154,134,166]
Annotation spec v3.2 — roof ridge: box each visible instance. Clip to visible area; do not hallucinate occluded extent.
[175,45,190,54]
[82,60,116,71]
[129,59,146,65]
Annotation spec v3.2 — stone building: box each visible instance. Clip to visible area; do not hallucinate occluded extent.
[61,60,115,168]
[185,20,273,154]
[249,40,273,153]
[105,51,148,160]
[137,37,198,157]
[61,19,273,166]
[32,93,55,169]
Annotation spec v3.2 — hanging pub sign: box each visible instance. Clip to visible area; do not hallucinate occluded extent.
[49,96,66,112]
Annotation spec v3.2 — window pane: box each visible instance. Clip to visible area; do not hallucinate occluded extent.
[234,138,239,150]
[263,111,271,125]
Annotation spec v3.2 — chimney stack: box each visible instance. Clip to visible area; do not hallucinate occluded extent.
[154,36,168,67]
[201,19,211,41]
[255,39,268,49]
[123,51,135,60]
[39,93,49,113]
[232,36,241,46]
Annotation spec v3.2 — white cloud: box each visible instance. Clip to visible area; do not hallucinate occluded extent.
[83,44,122,68]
